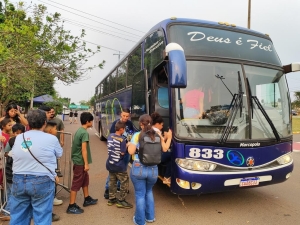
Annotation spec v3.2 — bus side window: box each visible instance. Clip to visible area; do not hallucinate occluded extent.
[158,87,169,109]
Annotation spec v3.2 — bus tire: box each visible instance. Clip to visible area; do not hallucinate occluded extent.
[99,124,106,141]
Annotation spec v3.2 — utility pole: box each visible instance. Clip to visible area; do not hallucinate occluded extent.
[113,51,124,61]
[248,0,251,29]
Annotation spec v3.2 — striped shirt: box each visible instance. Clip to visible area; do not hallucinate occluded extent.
[106,133,127,172]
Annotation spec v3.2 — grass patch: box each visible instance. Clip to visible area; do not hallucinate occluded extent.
[292,117,300,133]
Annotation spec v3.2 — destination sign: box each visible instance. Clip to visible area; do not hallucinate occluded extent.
[169,25,281,66]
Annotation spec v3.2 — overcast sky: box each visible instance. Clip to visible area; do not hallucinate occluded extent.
[28,0,300,104]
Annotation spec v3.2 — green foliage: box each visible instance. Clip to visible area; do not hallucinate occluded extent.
[292,92,300,109]
[0,1,104,106]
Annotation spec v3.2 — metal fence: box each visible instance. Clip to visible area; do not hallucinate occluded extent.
[56,131,73,195]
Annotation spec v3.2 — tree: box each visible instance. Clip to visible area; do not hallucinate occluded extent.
[79,100,88,105]
[0,1,105,107]
[88,96,95,107]
[292,92,300,109]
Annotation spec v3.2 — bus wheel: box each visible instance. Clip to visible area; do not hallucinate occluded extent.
[99,124,106,141]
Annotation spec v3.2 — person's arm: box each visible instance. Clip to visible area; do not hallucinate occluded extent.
[60,129,64,147]
[82,142,89,171]
[128,142,137,155]
[54,138,63,158]
[198,95,204,119]
[158,129,172,152]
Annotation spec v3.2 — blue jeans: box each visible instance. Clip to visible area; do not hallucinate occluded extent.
[10,175,55,225]
[4,182,12,213]
[105,153,131,190]
[130,161,158,225]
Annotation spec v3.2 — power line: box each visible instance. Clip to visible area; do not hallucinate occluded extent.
[65,20,137,43]
[38,0,143,37]
[26,8,127,53]
[46,0,145,33]
[82,40,127,53]
[61,17,141,39]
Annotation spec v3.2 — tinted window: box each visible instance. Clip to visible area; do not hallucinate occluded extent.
[144,30,165,77]
[158,87,169,108]
[117,60,127,90]
[102,77,109,96]
[169,25,281,65]
[109,70,117,94]
[128,45,142,86]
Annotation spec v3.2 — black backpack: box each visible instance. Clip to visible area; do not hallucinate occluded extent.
[138,131,162,166]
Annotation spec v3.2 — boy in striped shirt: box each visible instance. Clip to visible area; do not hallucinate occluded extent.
[106,121,132,209]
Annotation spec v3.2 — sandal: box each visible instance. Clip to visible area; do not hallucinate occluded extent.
[163,177,171,185]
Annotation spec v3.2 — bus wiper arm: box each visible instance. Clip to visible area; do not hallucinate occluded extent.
[218,72,243,144]
[252,96,281,142]
[246,78,280,142]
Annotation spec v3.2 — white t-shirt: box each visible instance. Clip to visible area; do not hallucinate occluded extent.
[11,130,63,181]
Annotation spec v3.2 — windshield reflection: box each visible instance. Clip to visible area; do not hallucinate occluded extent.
[175,61,291,141]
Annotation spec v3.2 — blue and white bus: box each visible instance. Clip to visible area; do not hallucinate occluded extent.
[94,18,300,195]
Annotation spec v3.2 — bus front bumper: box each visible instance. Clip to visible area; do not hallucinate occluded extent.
[170,161,293,195]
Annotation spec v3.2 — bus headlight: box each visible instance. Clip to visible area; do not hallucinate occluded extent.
[176,159,217,171]
[277,153,292,165]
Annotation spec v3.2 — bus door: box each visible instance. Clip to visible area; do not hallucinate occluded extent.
[150,66,170,132]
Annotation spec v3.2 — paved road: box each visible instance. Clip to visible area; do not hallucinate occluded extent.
[4,120,300,225]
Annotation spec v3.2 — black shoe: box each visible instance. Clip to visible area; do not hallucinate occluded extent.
[52,213,60,222]
[66,203,84,214]
[83,196,98,207]
[116,200,133,209]
[104,189,109,199]
[107,198,118,206]
[56,171,63,177]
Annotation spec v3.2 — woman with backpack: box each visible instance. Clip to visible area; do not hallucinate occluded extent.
[128,114,172,225]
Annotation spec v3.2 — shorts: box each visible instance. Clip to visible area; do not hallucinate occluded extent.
[71,165,89,191]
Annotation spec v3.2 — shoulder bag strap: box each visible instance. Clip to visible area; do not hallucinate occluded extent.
[22,133,55,176]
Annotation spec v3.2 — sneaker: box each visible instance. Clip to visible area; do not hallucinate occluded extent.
[53,197,63,206]
[104,189,109,199]
[66,203,84,214]
[56,171,63,177]
[107,198,118,206]
[83,196,98,207]
[146,218,156,223]
[52,213,60,222]
[163,177,171,185]
[116,200,133,209]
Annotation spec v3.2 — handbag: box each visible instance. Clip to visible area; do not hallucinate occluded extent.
[22,133,56,179]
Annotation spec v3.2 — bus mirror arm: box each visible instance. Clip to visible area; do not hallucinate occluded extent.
[283,62,300,74]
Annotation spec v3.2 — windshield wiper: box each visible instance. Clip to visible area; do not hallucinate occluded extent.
[218,72,243,144]
[246,78,281,142]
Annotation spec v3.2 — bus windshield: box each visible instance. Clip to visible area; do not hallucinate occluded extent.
[175,61,291,141]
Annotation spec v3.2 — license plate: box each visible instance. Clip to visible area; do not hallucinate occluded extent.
[239,177,259,187]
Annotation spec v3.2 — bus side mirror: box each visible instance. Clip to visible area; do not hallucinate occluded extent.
[283,62,300,74]
[165,43,187,88]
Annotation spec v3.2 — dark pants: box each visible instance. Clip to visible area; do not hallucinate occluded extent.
[161,151,172,178]
[108,171,129,201]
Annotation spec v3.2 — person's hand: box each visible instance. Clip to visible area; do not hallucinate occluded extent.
[15,109,21,116]
[60,141,64,147]
[55,176,59,184]
[0,135,6,143]
[84,164,89,172]
[165,129,172,139]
